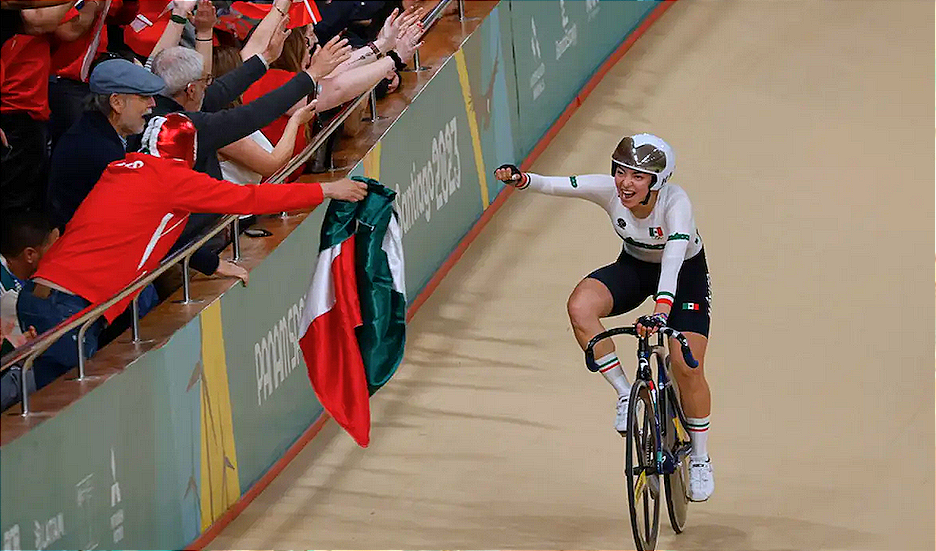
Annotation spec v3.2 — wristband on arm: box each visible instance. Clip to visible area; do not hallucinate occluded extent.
[366,41,383,58]
[387,50,406,71]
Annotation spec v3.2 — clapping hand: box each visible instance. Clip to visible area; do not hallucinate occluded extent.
[171,0,197,17]
[375,6,423,53]
[306,35,353,80]
[263,14,290,63]
[394,17,424,61]
[193,0,217,34]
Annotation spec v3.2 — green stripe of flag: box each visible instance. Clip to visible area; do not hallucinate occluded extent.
[656,291,674,299]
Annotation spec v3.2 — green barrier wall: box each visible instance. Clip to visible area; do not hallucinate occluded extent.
[0,2,662,548]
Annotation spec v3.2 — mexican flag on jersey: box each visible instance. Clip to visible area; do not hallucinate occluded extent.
[298,179,406,447]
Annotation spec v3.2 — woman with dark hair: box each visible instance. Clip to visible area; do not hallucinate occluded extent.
[211,37,316,185]
[241,24,318,180]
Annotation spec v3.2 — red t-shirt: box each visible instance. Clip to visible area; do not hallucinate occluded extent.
[33,153,324,321]
[242,69,310,180]
[0,34,52,120]
[51,0,125,82]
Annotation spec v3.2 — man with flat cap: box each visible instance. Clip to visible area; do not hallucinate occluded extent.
[47,58,164,231]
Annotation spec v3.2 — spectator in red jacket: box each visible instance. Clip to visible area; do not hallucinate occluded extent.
[18,112,367,389]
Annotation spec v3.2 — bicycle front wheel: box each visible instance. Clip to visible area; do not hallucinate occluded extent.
[625,380,661,551]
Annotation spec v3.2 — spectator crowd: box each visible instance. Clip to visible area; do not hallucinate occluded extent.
[0,0,425,409]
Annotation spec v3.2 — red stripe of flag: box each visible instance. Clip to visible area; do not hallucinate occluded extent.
[299,235,371,447]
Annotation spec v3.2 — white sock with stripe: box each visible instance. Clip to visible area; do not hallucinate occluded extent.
[686,415,710,461]
[596,352,630,396]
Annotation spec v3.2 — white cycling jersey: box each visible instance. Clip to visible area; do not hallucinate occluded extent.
[520,172,703,308]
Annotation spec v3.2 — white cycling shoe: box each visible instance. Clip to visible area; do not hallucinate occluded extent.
[687,457,715,502]
[614,393,629,433]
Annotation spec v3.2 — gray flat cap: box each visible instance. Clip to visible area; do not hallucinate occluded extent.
[89,59,165,96]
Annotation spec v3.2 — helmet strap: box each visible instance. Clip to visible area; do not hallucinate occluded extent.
[640,189,652,205]
[640,175,658,205]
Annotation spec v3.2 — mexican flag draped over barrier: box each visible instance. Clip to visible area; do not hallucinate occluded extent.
[298,179,406,447]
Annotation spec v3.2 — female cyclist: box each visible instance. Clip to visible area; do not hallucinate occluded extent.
[494,133,714,501]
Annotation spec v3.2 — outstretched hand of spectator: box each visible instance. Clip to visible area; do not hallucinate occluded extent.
[193,0,217,34]
[0,128,7,148]
[289,99,318,125]
[306,35,353,80]
[375,6,422,54]
[374,7,402,52]
[263,14,290,64]
[321,178,369,202]
[394,19,425,61]
[171,0,197,18]
[215,260,249,286]
[396,6,424,39]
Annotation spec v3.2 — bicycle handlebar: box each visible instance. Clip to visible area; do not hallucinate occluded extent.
[584,325,698,372]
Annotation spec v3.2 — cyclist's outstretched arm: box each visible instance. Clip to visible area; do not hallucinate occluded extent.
[494,164,613,206]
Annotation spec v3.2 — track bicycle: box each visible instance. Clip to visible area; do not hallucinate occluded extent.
[585,324,699,551]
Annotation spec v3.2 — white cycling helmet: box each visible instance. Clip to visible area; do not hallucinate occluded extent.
[611,133,675,191]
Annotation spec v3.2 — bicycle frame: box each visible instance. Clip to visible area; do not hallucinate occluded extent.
[586,327,696,474]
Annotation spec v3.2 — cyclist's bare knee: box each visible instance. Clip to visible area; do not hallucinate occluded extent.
[669,332,708,381]
[671,354,705,380]
[567,279,613,329]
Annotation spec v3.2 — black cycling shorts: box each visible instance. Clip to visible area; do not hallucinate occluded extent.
[587,247,711,337]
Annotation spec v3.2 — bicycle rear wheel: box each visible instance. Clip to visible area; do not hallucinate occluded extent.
[663,383,690,533]
[625,380,661,551]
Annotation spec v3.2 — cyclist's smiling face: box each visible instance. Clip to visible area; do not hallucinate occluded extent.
[614,165,653,208]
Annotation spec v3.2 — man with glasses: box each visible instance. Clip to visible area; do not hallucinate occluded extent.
[139,33,340,284]
[47,57,163,231]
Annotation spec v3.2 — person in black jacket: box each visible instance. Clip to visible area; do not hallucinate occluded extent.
[46,58,164,231]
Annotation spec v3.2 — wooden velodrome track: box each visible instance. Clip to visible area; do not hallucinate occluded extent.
[208,1,934,549]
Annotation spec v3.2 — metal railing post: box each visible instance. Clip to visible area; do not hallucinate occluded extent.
[367,89,378,122]
[76,320,91,380]
[181,255,192,303]
[231,217,241,261]
[20,356,34,416]
[131,296,142,343]
[404,49,428,72]
[458,0,465,21]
